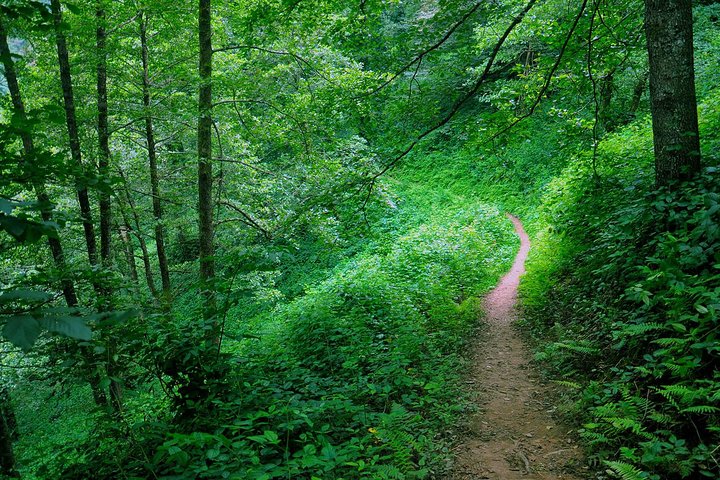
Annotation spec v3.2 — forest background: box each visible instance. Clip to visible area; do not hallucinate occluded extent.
[0,0,718,479]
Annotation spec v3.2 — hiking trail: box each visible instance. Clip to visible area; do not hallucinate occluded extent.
[452,214,584,479]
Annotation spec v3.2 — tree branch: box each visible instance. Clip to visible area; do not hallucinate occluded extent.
[485,0,589,143]
[212,44,335,85]
[218,201,271,239]
[361,0,542,210]
[359,1,485,98]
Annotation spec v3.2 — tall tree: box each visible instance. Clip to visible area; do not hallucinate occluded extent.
[0,13,79,309]
[50,0,118,411]
[198,0,215,322]
[96,1,113,291]
[139,11,171,305]
[644,0,701,184]
[50,0,102,281]
[1,4,113,411]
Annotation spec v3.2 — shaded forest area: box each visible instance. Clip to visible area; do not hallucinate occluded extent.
[1,0,718,479]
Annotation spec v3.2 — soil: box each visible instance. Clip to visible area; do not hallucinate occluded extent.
[451,214,585,480]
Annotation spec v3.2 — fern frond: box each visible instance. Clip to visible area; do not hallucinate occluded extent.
[553,380,582,389]
[680,405,719,414]
[604,460,647,480]
[617,323,664,337]
[554,341,599,355]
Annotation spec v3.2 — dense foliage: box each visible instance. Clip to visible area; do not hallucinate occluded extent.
[1,0,718,478]
[520,7,720,478]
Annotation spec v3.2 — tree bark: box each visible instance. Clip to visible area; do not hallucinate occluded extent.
[50,0,118,411]
[118,224,139,286]
[198,0,216,321]
[644,0,701,184]
[139,11,171,305]
[599,72,614,132]
[629,72,648,117]
[51,0,105,283]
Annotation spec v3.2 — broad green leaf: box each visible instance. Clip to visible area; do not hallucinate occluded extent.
[38,316,92,341]
[2,315,42,350]
[0,289,53,304]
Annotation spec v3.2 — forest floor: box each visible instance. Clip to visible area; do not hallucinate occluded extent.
[451,215,585,480]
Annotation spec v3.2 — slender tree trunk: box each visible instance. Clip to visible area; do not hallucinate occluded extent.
[96,3,112,283]
[139,11,171,305]
[0,15,79,308]
[198,0,216,322]
[644,0,701,184]
[117,174,159,299]
[1,14,109,409]
[0,386,19,479]
[51,0,105,283]
[630,73,647,116]
[599,72,614,131]
[0,386,17,477]
[118,224,140,285]
[95,2,123,414]
[51,0,119,412]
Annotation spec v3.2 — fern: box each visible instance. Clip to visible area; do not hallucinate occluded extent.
[652,337,684,346]
[606,417,652,438]
[658,384,696,398]
[374,464,405,479]
[377,404,418,476]
[383,429,414,475]
[680,405,719,414]
[554,341,600,355]
[604,460,647,480]
[553,380,581,389]
[580,429,610,445]
[617,322,664,337]
[648,411,673,424]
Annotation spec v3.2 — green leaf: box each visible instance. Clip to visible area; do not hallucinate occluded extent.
[0,199,15,215]
[0,289,53,304]
[64,3,81,14]
[38,316,92,341]
[2,315,42,350]
[263,430,280,444]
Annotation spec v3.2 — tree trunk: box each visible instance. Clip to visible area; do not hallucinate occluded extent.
[118,224,140,286]
[0,386,19,478]
[599,72,614,132]
[51,0,105,287]
[1,13,109,410]
[0,15,79,308]
[96,2,112,287]
[52,0,119,412]
[629,72,648,117]
[117,174,159,299]
[198,0,216,322]
[139,12,172,306]
[644,0,701,184]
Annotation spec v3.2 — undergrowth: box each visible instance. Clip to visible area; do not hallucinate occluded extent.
[13,157,517,479]
[520,89,720,479]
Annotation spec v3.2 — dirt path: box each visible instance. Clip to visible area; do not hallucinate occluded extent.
[452,214,583,480]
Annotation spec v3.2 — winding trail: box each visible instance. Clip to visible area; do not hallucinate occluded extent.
[452,214,583,479]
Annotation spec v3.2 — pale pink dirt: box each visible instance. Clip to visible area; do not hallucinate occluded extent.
[451,214,584,479]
